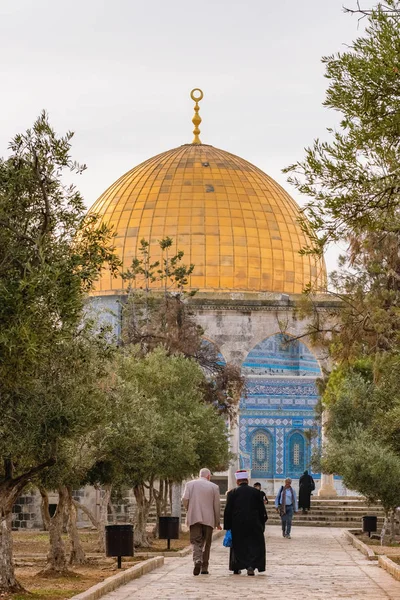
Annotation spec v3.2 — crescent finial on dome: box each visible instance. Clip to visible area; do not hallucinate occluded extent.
[190,88,203,144]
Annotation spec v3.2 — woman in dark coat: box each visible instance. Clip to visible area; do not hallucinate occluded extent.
[224,470,267,576]
[298,470,315,513]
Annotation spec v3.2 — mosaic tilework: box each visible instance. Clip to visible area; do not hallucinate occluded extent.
[247,380,318,397]
[239,415,320,479]
[239,334,321,479]
[244,378,319,410]
[276,429,284,474]
[88,144,326,295]
[242,334,321,376]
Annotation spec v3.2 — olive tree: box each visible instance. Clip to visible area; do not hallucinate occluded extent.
[0,113,119,590]
[85,347,231,547]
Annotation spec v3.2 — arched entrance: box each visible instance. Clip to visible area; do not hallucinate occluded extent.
[239,333,321,487]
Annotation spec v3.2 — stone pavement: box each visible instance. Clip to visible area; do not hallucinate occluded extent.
[102,526,400,599]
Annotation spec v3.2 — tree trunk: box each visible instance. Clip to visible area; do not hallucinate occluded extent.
[108,497,117,524]
[133,483,153,547]
[153,479,169,536]
[72,499,99,530]
[0,474,28,593]
[44,486,68,573]
[0,457,55,590]
[390,509,396,543]
[165,480,170,514]
[98,484,112,553]
[171,482,181,518]
[381,511,389,545]
[71,487,110,553]
[0,512,23,592]
[66,487,86,565]
[39,487,51,531]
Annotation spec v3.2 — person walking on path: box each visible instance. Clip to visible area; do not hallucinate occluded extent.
[275,477,298,539]
[298,470,315,514]
[253,482,269,505]
[182,468,221,576]
[224,470,266,576]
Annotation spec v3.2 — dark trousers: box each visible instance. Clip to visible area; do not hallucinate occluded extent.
[189,523,213,569]
[281,505,294,535]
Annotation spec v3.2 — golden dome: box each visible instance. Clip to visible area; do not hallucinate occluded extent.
[89,143,326,295]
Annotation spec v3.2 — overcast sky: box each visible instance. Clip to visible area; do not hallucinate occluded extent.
[0,0,371,271]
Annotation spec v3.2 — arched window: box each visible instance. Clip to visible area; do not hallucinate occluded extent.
[288,431,306,476]
[251,430,273,478]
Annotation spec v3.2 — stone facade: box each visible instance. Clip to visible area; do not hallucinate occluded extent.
[88,291,341,494]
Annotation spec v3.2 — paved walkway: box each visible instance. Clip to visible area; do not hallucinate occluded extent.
[103,526,400,599]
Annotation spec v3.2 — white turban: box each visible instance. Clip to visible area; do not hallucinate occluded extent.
[235,470,249,480]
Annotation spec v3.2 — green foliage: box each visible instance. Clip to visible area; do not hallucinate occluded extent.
[321,354,400,510]
[282,1,400,513]
[287,3,400,362]
[121,347,231,475]
[123,237,195,293]
[122,238,244,418]
[87,347,231,488]
[0,112,120,498]
[284,1,400,248]
[344,2,400,18]
[321,431,400,512]
[0,329,114,468]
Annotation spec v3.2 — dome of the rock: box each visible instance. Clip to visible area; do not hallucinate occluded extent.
[83,91,336,496]
[88,92,325,296]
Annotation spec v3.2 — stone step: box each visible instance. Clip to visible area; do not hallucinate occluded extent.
[149,510,385,521]
[266,499,382,506]
[299,510,384,516]
[267,515,385,523]
[160,508,384,515]
[267,508,384,521]
[266,520,375,528]
[302,505,381,510]
[149,503,384,512]
[147,496,387,530]
[148,514,385,529]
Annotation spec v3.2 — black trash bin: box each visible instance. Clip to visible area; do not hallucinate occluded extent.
[105,524,134,568]
[159,516,179,549]
[362,515,377,537]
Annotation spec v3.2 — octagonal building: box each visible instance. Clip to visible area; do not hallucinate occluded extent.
[88,90,337,495]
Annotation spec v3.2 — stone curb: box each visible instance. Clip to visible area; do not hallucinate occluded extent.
[70,556,164,600]
[343,529,377,561]
[378,555,400,581]
[69,529,223,600]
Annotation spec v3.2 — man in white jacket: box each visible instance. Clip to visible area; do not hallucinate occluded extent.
[182,468,221,575]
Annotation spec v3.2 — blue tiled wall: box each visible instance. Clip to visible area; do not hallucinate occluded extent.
[239,334,321,480]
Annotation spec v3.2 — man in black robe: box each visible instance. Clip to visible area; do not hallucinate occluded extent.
[298,470,315,513]
[223,470,266,576]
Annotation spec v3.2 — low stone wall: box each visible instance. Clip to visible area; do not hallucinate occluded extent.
[343,530,377,560]
[69,528,223,600]
[12,491,42,530]
[345,529,400,583]
[13,486,136,530]
[71,556,164,600]
[378,555,400,581]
